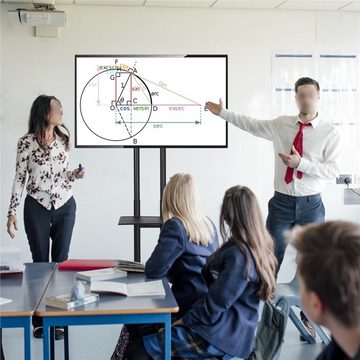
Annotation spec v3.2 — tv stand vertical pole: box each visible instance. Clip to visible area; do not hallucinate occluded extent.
[122,148,166,262]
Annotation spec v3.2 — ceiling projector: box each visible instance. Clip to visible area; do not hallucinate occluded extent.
[7,1,66,27]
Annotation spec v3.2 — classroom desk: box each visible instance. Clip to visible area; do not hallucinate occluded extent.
[35,268,179,360]
[0,262,57,360]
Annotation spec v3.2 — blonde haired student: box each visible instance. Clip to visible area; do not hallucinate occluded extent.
[291,221,360,360]
[124,185,277,360]
[111,173,219,359]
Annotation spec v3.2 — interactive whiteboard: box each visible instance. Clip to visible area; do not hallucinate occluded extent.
[75,55,227,148]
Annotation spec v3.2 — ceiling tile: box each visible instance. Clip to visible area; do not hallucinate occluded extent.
[340,1,360,11]
[145,0,215,7]
[75,0,144,5]
[212,0,284,9]
[278,1,353,11]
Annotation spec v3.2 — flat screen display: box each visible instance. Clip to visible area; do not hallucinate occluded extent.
[75,55,228,148]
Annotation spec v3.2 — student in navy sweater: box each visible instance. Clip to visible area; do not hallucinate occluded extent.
[111,173,219,360]
[291,221,360,360]
[125,185,277,360]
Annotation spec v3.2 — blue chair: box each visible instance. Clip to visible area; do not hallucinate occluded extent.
[274,271,331,359]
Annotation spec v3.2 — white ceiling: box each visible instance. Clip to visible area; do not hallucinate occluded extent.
[1,0,360,12]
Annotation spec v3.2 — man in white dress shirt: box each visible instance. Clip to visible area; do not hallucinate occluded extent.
[206,77,341,337]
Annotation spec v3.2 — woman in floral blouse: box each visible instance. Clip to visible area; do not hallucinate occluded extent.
[6,94,84,339]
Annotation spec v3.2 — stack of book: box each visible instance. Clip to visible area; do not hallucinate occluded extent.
[46,293,100,310]
[114,260,145,273]
[47,259,163,308]
[0,247,24,274]
[76,268,127,282]
[58,259,145,273]
[90,279,166,297]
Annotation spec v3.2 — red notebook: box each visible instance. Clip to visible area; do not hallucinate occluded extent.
[58,259,118,271]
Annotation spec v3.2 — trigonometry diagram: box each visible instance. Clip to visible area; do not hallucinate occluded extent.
[79,67,202,142]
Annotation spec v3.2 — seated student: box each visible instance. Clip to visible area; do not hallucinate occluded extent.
[111,173,219,360]
[124,185,277,360]
[291,221,360,360]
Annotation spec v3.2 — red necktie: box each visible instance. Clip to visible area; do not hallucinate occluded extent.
[284,122,312,184]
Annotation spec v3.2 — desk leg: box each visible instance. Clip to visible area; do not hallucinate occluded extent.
[64,326,69,360]
[50,327,55,360]
[43,321,50,360]
[24,317,31,360]
[164,314,171,360]
[1,329,4,360]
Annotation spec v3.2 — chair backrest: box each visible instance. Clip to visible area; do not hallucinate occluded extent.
[277,269,300,293]
[287,270,300,291]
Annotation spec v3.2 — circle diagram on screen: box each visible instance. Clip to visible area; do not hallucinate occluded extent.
[76,56,228,147]
[80,69,153,141]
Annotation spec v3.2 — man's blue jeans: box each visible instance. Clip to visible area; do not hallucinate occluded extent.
[266,191,325,272]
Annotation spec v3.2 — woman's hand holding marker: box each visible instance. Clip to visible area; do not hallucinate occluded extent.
[75,163,85,179]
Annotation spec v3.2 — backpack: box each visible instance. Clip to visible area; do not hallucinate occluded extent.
[247,302,288,360]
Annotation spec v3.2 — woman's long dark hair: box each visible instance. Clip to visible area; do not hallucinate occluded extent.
[28,95,70,150]
[219,185,277,302]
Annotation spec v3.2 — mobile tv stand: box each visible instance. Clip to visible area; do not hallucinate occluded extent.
[118,147,166,262]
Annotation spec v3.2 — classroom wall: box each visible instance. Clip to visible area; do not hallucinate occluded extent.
[0,5,3,231]
[1,4,360,279]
